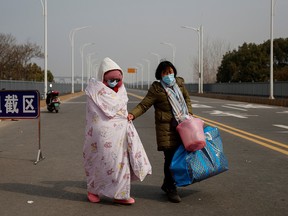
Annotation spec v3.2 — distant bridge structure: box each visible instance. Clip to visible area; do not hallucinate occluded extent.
[53,76,88,84]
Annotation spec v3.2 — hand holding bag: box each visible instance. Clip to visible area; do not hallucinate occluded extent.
[170,126,228,187]
[176,116,206,152]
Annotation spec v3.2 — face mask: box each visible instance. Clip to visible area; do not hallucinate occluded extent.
[107,79,119,88]
[162,74,175,86]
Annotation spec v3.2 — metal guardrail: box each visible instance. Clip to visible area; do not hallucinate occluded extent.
[1,80,287,98]
[202,81,288,98]
[0,80,83,99]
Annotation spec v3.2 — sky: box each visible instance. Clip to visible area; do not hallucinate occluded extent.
[0,0,288,84]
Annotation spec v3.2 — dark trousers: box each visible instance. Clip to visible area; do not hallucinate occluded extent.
[163,148,177,189]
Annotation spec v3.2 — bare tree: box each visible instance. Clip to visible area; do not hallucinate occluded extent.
[193,36,231,84]
[0,33,43,80]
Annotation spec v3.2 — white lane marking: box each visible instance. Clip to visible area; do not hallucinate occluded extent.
[276,111,288,114]
[226,104,274,109]
[273,124,288,130]
[191,100,199,103]
[192,104,213,108]
[206,110,258,119]
[222,105,247,111]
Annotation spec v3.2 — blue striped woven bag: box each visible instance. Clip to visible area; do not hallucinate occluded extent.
[170,126,228,187]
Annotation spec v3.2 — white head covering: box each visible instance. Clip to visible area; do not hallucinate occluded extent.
[97,57,123,81]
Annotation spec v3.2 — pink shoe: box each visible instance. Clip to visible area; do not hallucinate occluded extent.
[113,197,135,205]
[87,192,100,203]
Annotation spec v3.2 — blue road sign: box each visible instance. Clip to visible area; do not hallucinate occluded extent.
[0,90,40,119]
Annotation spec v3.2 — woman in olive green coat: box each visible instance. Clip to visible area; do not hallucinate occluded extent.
[128,61,193,203]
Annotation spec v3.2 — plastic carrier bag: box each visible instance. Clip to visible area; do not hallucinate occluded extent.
[170,126,228,187]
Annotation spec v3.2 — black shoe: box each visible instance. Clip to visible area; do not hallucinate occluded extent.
[161,184,181,203]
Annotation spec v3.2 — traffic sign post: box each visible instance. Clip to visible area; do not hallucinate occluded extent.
[0,90,45,164]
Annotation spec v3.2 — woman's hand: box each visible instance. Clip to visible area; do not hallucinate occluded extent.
[127,113,135,121]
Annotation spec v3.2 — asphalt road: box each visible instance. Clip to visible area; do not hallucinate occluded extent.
[0,90,287,216]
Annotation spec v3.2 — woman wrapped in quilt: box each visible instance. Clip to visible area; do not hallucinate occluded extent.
[83,57,152,205]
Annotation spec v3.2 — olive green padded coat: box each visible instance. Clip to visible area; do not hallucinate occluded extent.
[129,77,193,151]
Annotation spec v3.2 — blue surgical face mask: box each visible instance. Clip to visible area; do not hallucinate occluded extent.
[107,79,119,88]
[162,74,175,86]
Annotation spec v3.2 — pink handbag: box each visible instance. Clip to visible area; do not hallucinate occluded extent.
[176,117,206,152]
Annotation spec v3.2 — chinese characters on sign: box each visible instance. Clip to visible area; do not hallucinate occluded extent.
[0,90,40,119]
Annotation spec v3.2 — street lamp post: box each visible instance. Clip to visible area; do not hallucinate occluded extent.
[86,52,96,82]
[137,63,144,89]
[181,25,203,93]
[69,26,91,93]
[160,42,176,64]
[269,0,275,99]
[80,43,95,91]
[92,62,99,79]
[40,0,47,98]
[200,25,204,93]
[151,52,161,65]
[143,59,151,90]
[90,58,98,78]
[135,67,139,89]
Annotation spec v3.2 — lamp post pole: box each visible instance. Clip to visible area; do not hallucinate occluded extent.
[160,42,176,64]
[200,25,204,93]
[151,52,161,65]
[69,26,91,93]
[137,63,144,89]
[181,25,203,93]
[90,58,98,78]
[143,59,151,90]
[134,67,138,89]
[269,0,275,99]
[40,0,48,98]
[86,52,96,82]
[80,43,95,91]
